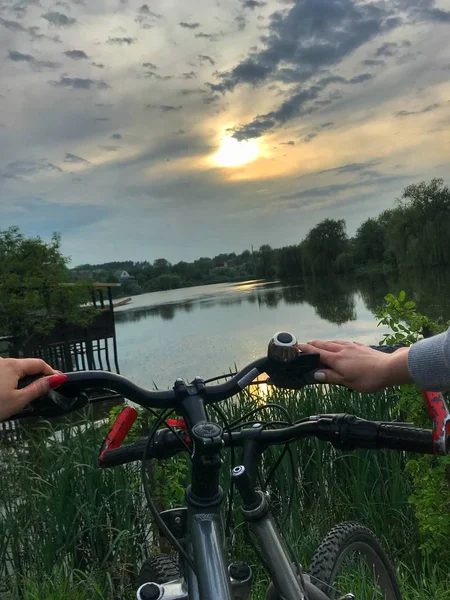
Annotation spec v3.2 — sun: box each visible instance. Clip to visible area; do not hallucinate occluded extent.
[213,136,259,168]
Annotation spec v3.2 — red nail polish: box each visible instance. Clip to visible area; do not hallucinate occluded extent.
[48,374,68,389]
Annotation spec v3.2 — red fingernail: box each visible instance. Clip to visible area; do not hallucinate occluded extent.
[48,374,68,389]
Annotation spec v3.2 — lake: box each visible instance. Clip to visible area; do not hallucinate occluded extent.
[114,279,392,389]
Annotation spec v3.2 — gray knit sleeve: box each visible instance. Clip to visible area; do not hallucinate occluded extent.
[407,326,450,391]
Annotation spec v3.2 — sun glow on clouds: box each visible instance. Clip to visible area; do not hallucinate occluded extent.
[212,136,259,167]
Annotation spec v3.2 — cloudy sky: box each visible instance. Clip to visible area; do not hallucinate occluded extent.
[1,0,450,266]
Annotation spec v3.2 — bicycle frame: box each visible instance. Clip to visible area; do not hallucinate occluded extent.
[137,393,329,600]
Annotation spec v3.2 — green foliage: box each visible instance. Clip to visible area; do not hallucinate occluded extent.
[0,226,95,340]
[2,383,448,598]
[353,218,386,269]
[0,418,148,599]
[302,218,350,276]
[108,405,188,510]
[383,179,450,272]
[376,291,450,562]
[375,290,447,346]
[276,244,303,279]
[69,179,450,297]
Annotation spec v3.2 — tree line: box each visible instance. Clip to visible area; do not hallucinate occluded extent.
[1,178,449,343]
[72,179,450,296]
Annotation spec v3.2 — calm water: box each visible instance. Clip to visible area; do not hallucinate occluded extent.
[114,279,391,389]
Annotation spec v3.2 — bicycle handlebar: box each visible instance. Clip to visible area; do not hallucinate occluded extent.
[15,343,406,414]
[99,414,438,468]
[13,336,449,456]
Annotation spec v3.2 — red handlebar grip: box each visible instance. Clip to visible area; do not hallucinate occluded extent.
[99,406,138,465]
[421,391,450,455]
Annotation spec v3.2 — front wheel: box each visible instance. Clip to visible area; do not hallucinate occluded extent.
[137,553,180,588]
[308,522,402,600]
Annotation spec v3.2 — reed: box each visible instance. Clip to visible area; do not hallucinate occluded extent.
[0,383,445,599]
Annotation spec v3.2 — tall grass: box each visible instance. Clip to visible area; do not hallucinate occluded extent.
[0,384,446,598]
[0,420,149,599]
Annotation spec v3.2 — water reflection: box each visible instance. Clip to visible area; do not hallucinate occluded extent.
[115,270,450,331]
[116,278,359,326]
[303,276,357,325]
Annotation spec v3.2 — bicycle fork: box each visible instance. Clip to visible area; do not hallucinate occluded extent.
[232,466,329,600]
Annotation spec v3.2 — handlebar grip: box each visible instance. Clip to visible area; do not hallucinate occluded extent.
[99,429,183,468]
[377,423,437,454]
[17,374,45,390]
[100,440,146,467]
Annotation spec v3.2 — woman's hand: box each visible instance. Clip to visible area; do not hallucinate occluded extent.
[295,340,412,393]
[0,358,67,421]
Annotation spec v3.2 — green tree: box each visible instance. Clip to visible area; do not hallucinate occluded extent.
[276,245,303,279]
[302,218,349,276]
[0,226,94,344]
[383,179,450,271]
[153,258,172,277]
[256,244,276,279]
[154,273,182,291]
[353,218,386,268]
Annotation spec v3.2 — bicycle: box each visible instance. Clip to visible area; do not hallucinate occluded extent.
[14,332,450,600]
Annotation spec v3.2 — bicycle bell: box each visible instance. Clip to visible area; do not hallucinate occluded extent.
[268,332,299,362]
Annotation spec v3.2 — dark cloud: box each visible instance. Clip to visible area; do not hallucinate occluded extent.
[317,159,382,176]
[375,40,411,57]
[64,49,89,60]
[235,15,247,31]
[396,51,420,65]
[195,31,222,41]
[232,73,371,139]
[280,172,408,207]
[174,129,186,135]
[420,7,450,22]
[111,133,122,139]
[49,76,110,90]
[99,145,120,152]
[211,0,397,93]
[180,88,205,96]
[138,5,161,18]
[362,59,386,66]
[63,153,90,164]
[443,64,450,71]
[146,104,183,112]
[0,17,61,42]
[7,50,61,70]
[92,62,105,68]
[179,21,200,29]
[280,141,295,146]
[143,61,157,69]
[303,132,317,143]
[394,103,440,117]
[0,17,25,33]
[144,71,172,81]
[242,0,267,8]
[1,159,62,180]
[198,54,215,66]
[203,93,220,105]
[349,73,373,84]
[181,71,196,79]
[107,37,136,45]
[42,11,76,26]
